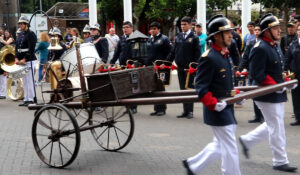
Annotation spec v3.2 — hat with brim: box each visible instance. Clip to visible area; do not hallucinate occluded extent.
[259,13,280,36]
[207,15,235,39]
[90,24,100,31]
[18,16,29,24]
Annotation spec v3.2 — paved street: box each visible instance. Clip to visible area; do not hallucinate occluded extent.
[0,76,300,175]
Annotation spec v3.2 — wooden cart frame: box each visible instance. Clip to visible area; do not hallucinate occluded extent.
[28,40,298,168]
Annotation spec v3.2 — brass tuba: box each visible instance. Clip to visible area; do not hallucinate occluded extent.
[0,45,25,100]
[0,45,15,66]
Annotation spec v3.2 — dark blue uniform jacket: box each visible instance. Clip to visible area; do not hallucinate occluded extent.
[15,29,37,62]
[195,45,237,126]
[146,34,171,66]
[167,31,201,68]
[110,35,132,66]
[93,35,109,63]
[249,38,287,103]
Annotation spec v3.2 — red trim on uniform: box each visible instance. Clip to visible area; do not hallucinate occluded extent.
[127,64,135,69]
[211,43,222,52]
[211,43,229,57]
[235,89,240,94]
[260,75,277,85]
[200,92,218,111]
[285,77,291,82]
[261,36,272,43]
[261,36,278,47]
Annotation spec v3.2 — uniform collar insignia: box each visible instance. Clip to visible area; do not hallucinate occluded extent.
[211,43,229,57]
[261,36,278,47]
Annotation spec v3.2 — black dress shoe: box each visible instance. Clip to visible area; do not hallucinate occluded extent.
[182,160,194,175]
[0,96,6,99]
[177,112,188,118]
[239,137,249,159]
[290,120,300,126]
[150,111,158,116]
[185,112,193,119]
[273,164,297,172]
[248,118,260,123]
[19,101,29,106]
[156,111,166,116]
[24,101,34,107]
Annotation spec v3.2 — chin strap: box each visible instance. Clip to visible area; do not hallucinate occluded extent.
[268,28,276,41]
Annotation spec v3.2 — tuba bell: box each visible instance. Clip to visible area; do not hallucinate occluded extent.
[0,45,26,100]
[0,45,15,66]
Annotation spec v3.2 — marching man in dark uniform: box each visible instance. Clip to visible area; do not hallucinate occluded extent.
[285,24,300,126]
[90,24,109,63]
[15,16,37,106]
[146,22,171,116]
[280,21,297,56]
[182,15,241,175]
[167,16,201,119]
[239,14,297,172]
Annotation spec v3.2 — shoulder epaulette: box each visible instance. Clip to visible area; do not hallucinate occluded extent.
[201,49,211,57]
[253,40,261,48]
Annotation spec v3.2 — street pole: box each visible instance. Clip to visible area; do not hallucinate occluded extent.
[89,0,97,26]
[197,0,206,33]
[40,0,42,12]
[242,0,251,38]
[123,0,132,23]
[5,0,9,30]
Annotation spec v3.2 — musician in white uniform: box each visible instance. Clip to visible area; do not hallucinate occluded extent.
[15,16,37,106]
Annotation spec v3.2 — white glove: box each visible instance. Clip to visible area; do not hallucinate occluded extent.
[236,99,246,105]
[288,84,298,90]
[214,101,227,112]
[276,87,287,94]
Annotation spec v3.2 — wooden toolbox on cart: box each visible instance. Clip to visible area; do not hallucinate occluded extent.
[86,66,163,102]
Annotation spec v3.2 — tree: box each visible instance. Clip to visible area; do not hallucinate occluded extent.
[251,0,300,31]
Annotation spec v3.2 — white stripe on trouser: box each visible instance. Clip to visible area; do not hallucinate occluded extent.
[22,61,36,102]
[0,74,7,96]
[187,124,241,175]
[240,101,289,166]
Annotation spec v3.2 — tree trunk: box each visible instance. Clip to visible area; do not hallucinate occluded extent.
[296,7,300,15]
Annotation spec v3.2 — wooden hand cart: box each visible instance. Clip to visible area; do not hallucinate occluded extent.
[28,42,298,168]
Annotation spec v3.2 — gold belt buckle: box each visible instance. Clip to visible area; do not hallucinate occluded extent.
[230,90,236,97]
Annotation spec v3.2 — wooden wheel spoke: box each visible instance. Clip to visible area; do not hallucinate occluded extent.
[113,112,127,121]
[113,120,130,123]
[114,126,129,137]
[60,121,73,131]
[59,142,73,155]
[49,142,54,165]
[113,127,121,147]
[96,127,109,141]
[57,110,62,130]
[38,141,52,153]
[58,141,64,166]
[36,133,50,137]
[38,119,53,130]
[103,108,108,120]
[112,107,124,119]
[107,128,110,149]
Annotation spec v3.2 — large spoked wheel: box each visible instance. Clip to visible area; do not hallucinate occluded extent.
[32,104,81,168]
[89,106,134,151]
